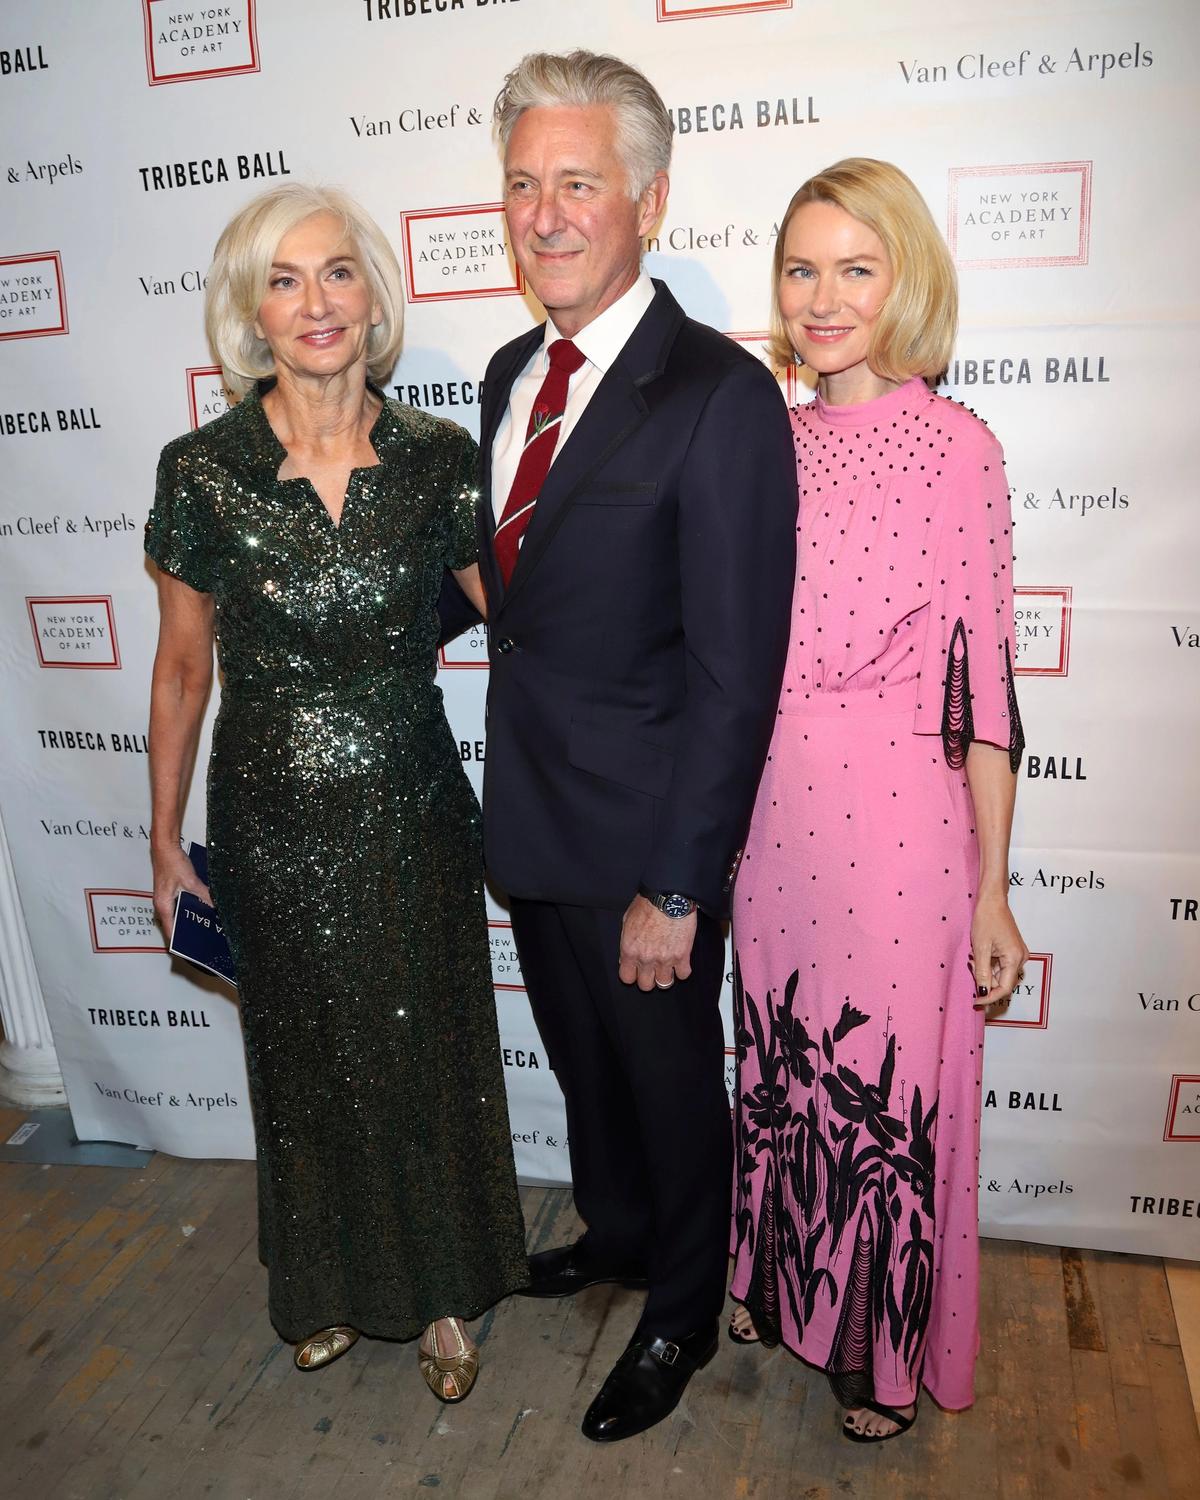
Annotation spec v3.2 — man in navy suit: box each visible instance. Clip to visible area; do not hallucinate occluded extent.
[478,50,796,1441]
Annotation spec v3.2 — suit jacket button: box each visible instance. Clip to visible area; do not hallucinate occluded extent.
[497,637,515,654]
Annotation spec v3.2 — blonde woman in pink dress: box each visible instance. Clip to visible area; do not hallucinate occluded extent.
[729,159,1029,1443]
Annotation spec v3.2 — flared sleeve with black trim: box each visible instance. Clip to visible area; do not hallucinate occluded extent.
[913,419,1024,772]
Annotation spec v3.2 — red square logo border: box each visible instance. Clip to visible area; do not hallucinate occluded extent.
[1014,585,1072,677]
[143,0,261,86]
[657,0,792,20]
[85,889,165,955]
[488,919,525,992]
[986,951,1052,1030]
[186,365,232,430]
[0,252,68,341]
[1163,1074,1200,1143]
[26,596,122,670]
[399,204,525,305]
[947,161,1093,271]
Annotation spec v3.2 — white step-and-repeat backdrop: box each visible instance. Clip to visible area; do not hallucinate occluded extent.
[1,0,1196,1257]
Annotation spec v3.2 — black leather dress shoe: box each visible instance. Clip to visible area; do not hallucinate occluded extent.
[518,1241,649,1299]
[581,1325,719,1442]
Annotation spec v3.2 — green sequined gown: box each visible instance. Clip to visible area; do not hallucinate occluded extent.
[146,387,528,1343]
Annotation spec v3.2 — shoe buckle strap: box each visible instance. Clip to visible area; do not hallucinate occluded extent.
[656,1340,681,1367]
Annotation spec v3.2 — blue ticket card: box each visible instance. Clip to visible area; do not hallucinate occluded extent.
[168,843,237,988]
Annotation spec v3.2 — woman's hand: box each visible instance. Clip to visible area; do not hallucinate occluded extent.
[969,890,1030,1008]
[152,842,212,936]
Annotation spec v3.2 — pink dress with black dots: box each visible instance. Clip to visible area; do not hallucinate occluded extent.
[729,377,1023,1412]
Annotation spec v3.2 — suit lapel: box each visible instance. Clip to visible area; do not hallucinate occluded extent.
[498,281,686,612]
[500,373,647,608]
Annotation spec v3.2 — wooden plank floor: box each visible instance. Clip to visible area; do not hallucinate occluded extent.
[0,1140,1196,1500]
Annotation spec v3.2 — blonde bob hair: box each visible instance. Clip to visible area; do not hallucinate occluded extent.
[769,158,957,383]
[205,183,405,398]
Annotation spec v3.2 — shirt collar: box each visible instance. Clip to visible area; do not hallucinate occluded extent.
[541,271,656,374]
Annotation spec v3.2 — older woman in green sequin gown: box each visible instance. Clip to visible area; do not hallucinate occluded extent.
[146,185,528,1398]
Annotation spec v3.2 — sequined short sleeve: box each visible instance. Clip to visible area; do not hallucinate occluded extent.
[145,438,217,594]
[445,430,481,572]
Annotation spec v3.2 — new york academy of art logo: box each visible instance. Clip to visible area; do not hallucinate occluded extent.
[0,252,68,341]
[439,622,489,671]
[85,890,164,954]
[487,919,523,991]
[723,1044,737,1106]
[986,952,1052,1029]
[27,597,121,669]
[1013,586,1072,676]
[1163,1075,1200,1142]
[187,366,234,429]
[399,204,524,303]
[656,0,791,19]
[947,162,1092,270]
[142,1,260,86]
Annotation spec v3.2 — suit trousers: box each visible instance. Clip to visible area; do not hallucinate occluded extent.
[509,897,732,1338]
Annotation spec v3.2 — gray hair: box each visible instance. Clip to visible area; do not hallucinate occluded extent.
[494,50,673,197]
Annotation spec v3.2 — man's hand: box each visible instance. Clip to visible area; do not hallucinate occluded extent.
[618,894,697,992]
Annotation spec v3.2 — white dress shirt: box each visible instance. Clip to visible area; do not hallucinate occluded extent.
[491,272,657,520]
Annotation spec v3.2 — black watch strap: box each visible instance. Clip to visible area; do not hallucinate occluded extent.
[638,885,697,918]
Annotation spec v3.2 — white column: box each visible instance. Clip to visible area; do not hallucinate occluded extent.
[0,807,66,1109]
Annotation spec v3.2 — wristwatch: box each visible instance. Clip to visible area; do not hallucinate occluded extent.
[638,886,697,919]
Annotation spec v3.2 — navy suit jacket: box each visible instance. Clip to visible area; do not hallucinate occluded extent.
[464,280,797,916]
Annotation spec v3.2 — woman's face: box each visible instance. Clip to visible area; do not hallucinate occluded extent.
[778,200,894,383]
[254,211,381,386]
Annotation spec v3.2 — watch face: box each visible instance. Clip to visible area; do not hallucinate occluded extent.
[659,892,694,919]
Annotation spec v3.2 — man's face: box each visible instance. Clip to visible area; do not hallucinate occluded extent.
[504,104,666,338]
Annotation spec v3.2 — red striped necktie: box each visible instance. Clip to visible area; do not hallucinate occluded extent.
[494,337,587,586]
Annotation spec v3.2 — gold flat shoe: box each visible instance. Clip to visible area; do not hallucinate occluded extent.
[295,1325,359,1371]
[418,1317,479,1403]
